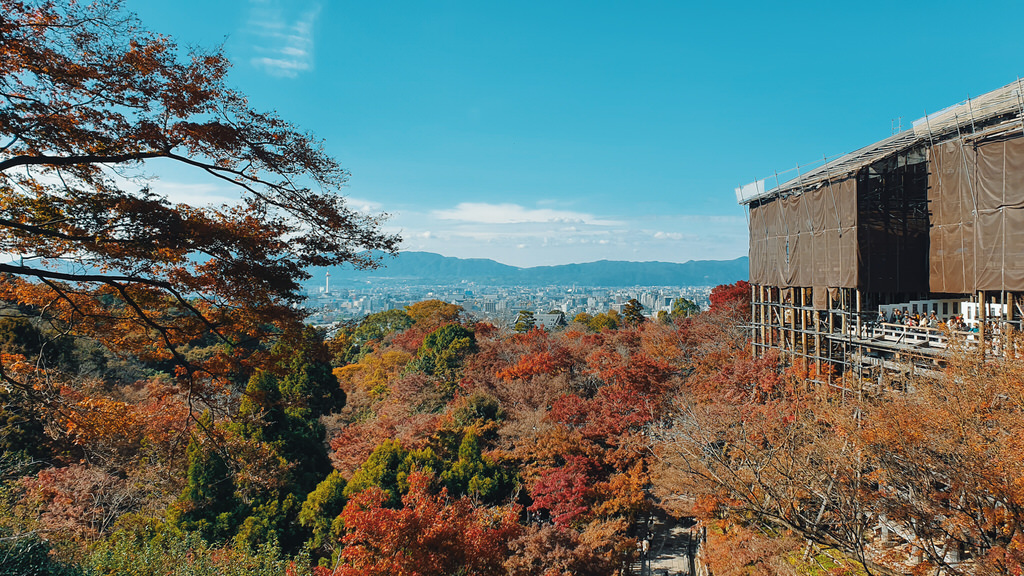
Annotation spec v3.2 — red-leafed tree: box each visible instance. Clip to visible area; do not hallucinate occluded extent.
[322,472,521,576]
[709,280,751,317]
[528,455,595,527]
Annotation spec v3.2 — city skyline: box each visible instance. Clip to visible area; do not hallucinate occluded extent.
[304,280,714,327]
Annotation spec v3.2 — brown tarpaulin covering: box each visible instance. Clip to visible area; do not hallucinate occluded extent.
[812,285,828,310]
[929,137,1024,292]
[749,178,858,292]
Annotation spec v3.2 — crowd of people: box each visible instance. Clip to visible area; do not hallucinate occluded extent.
[874,307,972,332]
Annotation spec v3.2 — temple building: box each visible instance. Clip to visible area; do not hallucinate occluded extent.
[736,80,1024,383]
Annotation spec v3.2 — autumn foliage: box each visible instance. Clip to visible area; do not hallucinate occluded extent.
[4,2,1023,575]
[322,472,521,576]
[7,278,1024,576]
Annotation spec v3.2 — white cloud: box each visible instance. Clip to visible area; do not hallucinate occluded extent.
[145,181,240,207]
[653,231,684,240]
[344,196,383,214]
[431,202,620,225]
[246,1,321,78]
[382,206,748,267]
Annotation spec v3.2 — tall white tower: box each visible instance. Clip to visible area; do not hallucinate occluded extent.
[325,272,330,294]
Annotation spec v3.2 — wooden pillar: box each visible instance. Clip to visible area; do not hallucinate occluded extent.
[784,288,790,351]
[770,286,778,350]
[814,313,821,378]
[801,288,808,358]
[979,290,987,358]
[755,285,761,354]
[790,289,798,354]
[750,283,757,357]
[828,289,835,334]
[856,289,863,339]
[761,286,767,349]
[1009,293,1017,358]
[841,289,848,335]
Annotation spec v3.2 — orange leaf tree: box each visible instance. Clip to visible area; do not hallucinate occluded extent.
[0,0,398,395]
[324,472,521,576]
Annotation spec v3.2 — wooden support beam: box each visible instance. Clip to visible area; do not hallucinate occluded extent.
[1010,293,1018,358]
[979,290,987,358]
[828,289,835,334]
[814,323,821,377]
[801,288,808,357]
[841,289,848,335]
[856,289,862,338]
[750,283,757,357]
[761,284,770,352]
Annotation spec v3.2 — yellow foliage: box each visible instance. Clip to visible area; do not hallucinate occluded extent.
[333,349,412,398]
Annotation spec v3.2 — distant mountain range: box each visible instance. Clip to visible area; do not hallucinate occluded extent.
[309,251,748,288]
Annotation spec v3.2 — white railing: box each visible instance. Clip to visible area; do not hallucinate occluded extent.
[860,322,949,347]
[854,320,1020,357]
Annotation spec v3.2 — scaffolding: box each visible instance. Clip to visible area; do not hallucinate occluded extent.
[748,284,1023,389]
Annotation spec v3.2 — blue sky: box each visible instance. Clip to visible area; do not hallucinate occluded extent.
[127,0,1024,267]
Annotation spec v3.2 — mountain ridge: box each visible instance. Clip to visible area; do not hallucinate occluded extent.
[311,251,748,287]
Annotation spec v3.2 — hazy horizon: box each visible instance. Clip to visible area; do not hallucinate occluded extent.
[326,249,750,271]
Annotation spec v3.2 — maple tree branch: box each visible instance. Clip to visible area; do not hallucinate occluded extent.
[37,277,98,325]
[0,136,18,154]
[0,218,113,243]
[0,263,172,290]
[0,147,347,237]
[1,262,256,354]
[0,150,168,173]
[104,279,191,375]
[162,151,324,219]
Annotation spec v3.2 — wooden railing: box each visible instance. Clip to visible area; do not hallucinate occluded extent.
[852,320,1019,356]
[859,322,949,347]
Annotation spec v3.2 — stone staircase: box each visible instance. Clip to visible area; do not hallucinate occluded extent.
[627,512,704,576]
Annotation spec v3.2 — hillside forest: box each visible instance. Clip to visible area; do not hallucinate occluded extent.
[3,282,1024,576]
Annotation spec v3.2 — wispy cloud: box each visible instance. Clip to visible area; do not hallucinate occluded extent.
[381,202,747,267]
[246,1,321,78]
[345,196,384,214]
[432,202,621,225]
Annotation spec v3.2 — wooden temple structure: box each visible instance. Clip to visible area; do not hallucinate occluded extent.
[736,80,1024,384]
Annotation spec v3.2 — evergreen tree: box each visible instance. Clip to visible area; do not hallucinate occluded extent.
[415,324,477,396]
[670,297,700,319]
[298,471,347,553]
[622,299,646,325]
[343,440,441,508]
[172,426,237,542]
[173,329,345,552]
[513,310,536,333]
[440,431,514,504]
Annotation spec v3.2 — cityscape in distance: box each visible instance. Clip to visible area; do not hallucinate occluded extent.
[303,251,749,325]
